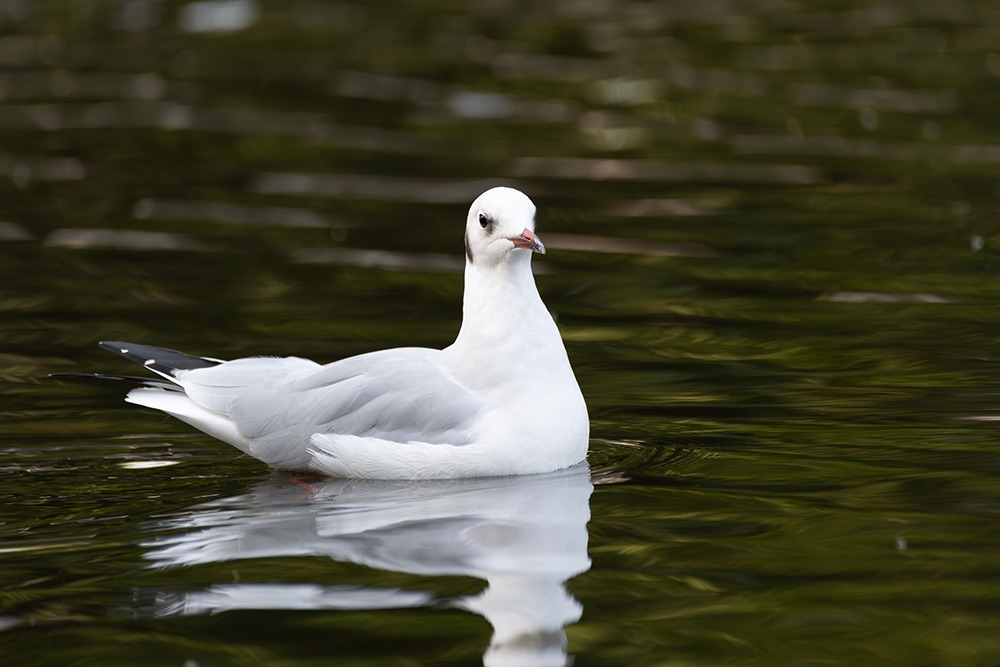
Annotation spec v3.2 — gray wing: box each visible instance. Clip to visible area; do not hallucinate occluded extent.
[178,348,483,468]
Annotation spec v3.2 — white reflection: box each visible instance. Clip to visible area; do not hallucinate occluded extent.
[509,156,818,185]
[179,0,259,34]
[0,102,437,154]
[251,172,505,203]
[729,133,1000,164]
[291,247,463,272]
[446,91,514,119]
[0,222,31,241]
[145,465,593,666]
[0,154,85,183]
[543,232,715,259]
[44,228,209,251]
[133,198,337,229]
[819,291,952,304]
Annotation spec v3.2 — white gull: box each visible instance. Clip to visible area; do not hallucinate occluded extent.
[90,187,589,479]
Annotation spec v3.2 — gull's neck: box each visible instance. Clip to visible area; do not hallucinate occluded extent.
[443,253,568,389]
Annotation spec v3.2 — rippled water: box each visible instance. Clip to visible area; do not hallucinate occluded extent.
[3,1,1000,664]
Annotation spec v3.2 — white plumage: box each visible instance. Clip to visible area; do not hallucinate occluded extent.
[97,187,589,479]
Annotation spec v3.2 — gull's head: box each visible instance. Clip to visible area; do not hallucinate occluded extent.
[465,187,545,267]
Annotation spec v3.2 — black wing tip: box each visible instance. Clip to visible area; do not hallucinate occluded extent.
[99,341,131,355]
[98,340,222,374]
[49,372,176,388]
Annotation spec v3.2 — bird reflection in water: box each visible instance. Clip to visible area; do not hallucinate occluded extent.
[144,464,593,666]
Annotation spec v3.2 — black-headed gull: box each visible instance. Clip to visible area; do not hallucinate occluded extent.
[82,187,589,479]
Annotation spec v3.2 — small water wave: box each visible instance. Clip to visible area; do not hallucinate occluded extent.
[589,438,718,483]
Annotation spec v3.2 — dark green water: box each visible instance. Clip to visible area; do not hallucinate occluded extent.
[3,1,1000,664]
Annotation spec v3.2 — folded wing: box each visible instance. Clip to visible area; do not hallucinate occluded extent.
[161,348,484,469]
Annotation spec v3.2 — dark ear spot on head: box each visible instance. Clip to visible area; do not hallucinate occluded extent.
[465,228,474,263]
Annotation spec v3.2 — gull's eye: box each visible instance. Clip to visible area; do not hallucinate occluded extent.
[479,213,493,229]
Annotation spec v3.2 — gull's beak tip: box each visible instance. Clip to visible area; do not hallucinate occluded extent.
[512,228,545,254]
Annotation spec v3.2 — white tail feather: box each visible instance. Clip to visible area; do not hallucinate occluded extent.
[126,388,253,455]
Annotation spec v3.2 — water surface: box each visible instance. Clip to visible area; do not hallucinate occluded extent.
[3,1,1000,664]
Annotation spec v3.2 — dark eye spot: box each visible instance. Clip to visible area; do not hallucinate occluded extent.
[479,213,493,229]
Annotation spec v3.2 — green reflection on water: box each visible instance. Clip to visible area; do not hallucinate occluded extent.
[3,0,1000,664]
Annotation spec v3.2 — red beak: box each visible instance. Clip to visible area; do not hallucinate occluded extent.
[510,228,546,254]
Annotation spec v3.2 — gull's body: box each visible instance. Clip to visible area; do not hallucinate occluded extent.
[89,187,589,479]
